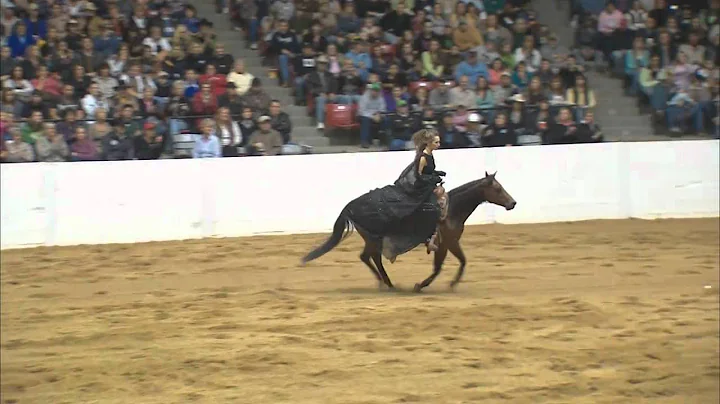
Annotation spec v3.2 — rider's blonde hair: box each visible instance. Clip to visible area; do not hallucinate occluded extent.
[412,129,438,154]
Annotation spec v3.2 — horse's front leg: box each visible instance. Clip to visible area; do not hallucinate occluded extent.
[371,253,394,289]
[448,242,467,290]
[414,246,448,292]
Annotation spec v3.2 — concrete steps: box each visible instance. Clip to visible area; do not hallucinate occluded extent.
[187,2,363,153]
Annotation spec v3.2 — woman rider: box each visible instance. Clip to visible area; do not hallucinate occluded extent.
[411,129,448,253]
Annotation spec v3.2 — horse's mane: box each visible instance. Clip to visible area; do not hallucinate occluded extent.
[447,177,490,212]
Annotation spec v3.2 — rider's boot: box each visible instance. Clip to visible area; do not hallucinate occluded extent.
[426,232,439,254]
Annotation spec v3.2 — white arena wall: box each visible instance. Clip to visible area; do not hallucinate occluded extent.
[1,140,718,250]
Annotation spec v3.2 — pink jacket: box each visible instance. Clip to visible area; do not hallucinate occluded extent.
[598,10,625,34]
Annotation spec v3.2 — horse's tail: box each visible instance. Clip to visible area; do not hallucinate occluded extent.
[301,209,354,265]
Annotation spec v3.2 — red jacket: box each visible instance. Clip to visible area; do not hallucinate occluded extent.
[199,74,227,97]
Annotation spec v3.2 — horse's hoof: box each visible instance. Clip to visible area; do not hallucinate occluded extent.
[413,284,423,293]
[449,281,459,291]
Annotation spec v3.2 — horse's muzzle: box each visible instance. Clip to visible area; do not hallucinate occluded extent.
[506,201,517,211]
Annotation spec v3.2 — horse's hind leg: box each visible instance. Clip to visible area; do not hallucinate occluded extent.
[414,245,448,293]
[371,252,394,289]
[448,242,467,290]
[360,243,382,285]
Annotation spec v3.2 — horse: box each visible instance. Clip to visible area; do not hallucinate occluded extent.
[301,171,517,291]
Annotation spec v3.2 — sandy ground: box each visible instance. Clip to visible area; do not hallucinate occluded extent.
[1,218,718,404]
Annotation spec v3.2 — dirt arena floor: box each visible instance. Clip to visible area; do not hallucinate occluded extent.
[1,218,718,404]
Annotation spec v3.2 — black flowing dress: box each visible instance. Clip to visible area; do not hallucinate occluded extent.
[344,152,443,261]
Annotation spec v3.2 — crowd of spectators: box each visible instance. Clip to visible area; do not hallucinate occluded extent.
[572,0,719,136]
[1,0,299,164]
[248,0,606,148]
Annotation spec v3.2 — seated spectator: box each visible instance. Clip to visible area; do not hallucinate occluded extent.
[531,98,555,144]
[450,75,475,107]
[499,42,516,70]
[454,51,488,88]
[507,94,533,144]
[1,127,35,163]
[385,85,409,113]
[238,107,258,137]
[192,118,222,158]
[270,19,301,87]
[20,110,45,145]
[475,76,496,117]
[70,126,99,161]
[559,55,585,88]
[639,54,670,113]
[526,76,546,104]
[310,56,342,130]
[626,1,649,35]
[293,44,318,105]
[388,100,420,151]
[438,112,466,148]
[102,120,135,161]
[464,112,484,148]
[514,35,542,73]
[577,111,604,142]
[511,61,533,91]
[540,34,570,70]
[88,107,112,151]
[4,66,34,102]
[409,87,431,112]
[422,39,446,80]
[243,78,271,115]
[493,72,519,105]
[670,52,693,91]
[215,106,244,157]
[429,80,452,110]
[226,60,254,96]
[249,115,283,156]
[357,83,387,148]
[134,122,164,160]
[200,64,228,97]
[481,112,516,147]
[666,82,704,134]
[678,30,706,66]
[21,91,50,119]
[477,40,501,66]
[138,87,163,120]
[652,30,677,68]
[345,39,372,81]
[35,123,70,162]
[566,74,597,121]
[453,20,483,53]
[192,82,219,127]
[624,36,650,95]
[268,100,292,143]
[597,2,625,68]
[31,65,62,100]
[487,58,507,87]
[81,82,109,121]
[451,104,470,133]
[546,107,581,144]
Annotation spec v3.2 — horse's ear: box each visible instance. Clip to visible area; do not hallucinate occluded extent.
[491,171,497,178]
[484,171,489,177]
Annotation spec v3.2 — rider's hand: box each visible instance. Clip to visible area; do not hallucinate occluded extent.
[435,170,446,177]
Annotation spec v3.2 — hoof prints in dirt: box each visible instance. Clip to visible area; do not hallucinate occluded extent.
[0,219,718,403]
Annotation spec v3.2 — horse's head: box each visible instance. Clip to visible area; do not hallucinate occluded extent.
[481,171,516,211]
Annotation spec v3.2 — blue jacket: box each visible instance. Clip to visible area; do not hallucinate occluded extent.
[454,61,489,86]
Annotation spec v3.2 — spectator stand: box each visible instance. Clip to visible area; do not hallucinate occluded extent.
[568,0,719,138]
[242,0,609,150]
[1,0,315,165]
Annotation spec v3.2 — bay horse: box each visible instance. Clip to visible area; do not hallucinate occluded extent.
[301,171,517,292]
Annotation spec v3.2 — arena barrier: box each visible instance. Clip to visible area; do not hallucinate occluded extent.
[2,140,718,249]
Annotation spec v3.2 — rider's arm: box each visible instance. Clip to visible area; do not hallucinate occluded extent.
[417,156,427,175]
